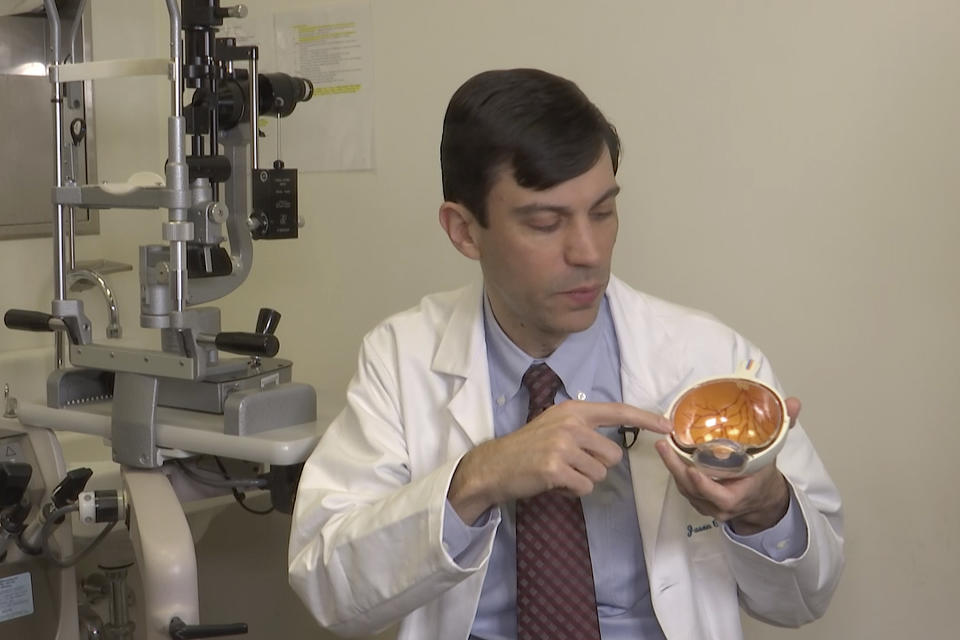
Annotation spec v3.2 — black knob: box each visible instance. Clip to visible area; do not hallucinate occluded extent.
[51,468,94,509]
[169,616,248,639]
[4,309,55,332]
[250,211,269,238]
[0,463,33,509]
[214,332,279,358]
[255,308,281,335]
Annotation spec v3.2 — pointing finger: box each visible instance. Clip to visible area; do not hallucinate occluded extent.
[573,401,672,434]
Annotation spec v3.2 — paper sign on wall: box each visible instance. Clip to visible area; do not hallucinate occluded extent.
[274,1,375,172]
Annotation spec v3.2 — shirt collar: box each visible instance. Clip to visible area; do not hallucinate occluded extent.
[483,293,608,405]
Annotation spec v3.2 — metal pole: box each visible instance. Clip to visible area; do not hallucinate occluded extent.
[43,0,66,369]
[249,48,259,170]
[164,0,189,313]
[165,0,182,119]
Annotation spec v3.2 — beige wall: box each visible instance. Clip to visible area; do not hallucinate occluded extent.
[2,0,957,637]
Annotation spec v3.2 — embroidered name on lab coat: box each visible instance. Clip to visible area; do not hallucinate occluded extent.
[687,520,720,537]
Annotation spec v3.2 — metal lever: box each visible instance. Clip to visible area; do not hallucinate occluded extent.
[4,309,56,332]
[216,331,279,357]
[196,331,279,357]
[169,616,248,639]
[217,4,248,19]
[255,308,281,335]
[4,309,84,345]
[18,466,93,552]
[51,467,94,510]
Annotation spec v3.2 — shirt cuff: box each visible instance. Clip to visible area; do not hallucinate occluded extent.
[724,486,808,561]
[442,499,498,567]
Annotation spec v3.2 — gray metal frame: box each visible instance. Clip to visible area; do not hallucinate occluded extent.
[0,0,99,240]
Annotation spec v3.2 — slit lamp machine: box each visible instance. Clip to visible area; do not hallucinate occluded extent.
[1,1,321,638]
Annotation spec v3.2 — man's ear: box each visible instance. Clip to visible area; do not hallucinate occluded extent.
[439,202,481,260]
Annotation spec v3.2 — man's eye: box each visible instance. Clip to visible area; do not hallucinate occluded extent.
[530,222,560,232]
[592,209,615,220]
[527,215,560,231]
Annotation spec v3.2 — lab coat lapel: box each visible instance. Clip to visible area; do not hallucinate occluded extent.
[432,282,495,448]
[607,276,675,568]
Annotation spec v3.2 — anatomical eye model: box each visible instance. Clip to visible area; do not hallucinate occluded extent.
[667,361,789,478]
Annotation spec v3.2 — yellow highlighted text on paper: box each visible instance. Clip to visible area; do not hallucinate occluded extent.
[315,84,362,96]
[295,22,357,44]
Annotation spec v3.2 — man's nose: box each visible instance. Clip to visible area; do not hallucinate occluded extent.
[564,218,602,266]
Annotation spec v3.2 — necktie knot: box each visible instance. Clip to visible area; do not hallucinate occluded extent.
[522,363,562,421]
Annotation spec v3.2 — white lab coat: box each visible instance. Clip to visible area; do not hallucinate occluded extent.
[289,276,844,640]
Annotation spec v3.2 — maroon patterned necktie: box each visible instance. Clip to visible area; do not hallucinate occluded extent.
[516,363,602,640]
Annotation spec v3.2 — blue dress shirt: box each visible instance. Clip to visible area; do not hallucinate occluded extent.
[443,294,806,639]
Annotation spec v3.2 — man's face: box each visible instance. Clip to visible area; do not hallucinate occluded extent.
[475,148,619,357]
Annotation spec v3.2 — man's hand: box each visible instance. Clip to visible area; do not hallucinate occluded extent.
[448,401,671,524]
[654,396,802,536]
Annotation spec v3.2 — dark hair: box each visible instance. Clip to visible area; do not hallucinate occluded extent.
[440,68,620,227]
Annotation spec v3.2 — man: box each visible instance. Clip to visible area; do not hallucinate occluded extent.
[289,68,844,639]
